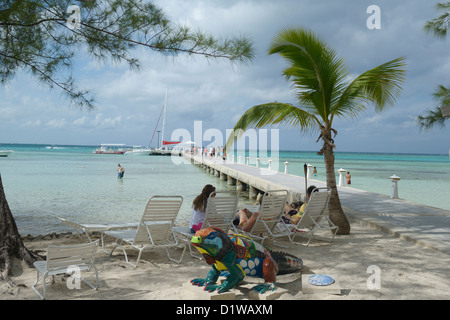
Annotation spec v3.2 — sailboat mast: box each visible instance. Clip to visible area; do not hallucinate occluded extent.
[161,88,168,148]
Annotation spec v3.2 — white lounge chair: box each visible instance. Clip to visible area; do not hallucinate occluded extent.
[32,240,99,300]
[173,191,239,258]
[285,187,338,246]
[101,196,186,268]
[57,217,138,242]
[238,190,291,247]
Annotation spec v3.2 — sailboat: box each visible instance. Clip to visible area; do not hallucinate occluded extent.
[150,89,181,156]
[124,90,176,156]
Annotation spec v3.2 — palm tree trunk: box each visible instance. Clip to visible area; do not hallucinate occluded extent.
[322,137,351,235]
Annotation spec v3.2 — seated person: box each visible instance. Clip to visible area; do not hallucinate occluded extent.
[282,201,303,225]
[233,208,259,232]
[189,184,216,233]
[283,185,318,225]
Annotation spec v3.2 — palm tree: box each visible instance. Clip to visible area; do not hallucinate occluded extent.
[226,27,406,235]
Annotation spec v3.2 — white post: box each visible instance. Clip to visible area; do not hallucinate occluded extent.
[338,168,346,187]
[284,161,289,174]
[256,158,260,168]
[390,174,401,199]
[307,164,313,179]
[246,157,249,165]
[238,156,242,164]
[268,159,272,171]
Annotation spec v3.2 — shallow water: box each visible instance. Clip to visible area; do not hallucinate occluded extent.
[1,144,449,235]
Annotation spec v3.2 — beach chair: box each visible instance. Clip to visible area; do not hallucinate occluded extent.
[32,240,99,300]
[173,191,239,258]
[101,196,186,268]
[285,187,338,246]
[238,190,291,247]
[57,217,138,242]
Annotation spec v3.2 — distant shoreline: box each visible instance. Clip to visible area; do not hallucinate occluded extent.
[1,142,448,156]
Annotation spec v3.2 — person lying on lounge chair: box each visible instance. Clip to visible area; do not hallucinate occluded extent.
[283,185,318,225]
[232,208,259,232]
[282,201,303,225]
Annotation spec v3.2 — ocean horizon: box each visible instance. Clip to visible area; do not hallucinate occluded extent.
[1,143,449,236]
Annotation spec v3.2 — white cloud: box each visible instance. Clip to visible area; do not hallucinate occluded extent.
[0,107,19,119]
[92,113,122,129]
[1,0,449,153]
[21,120,41,128]
[73,116,88,127]
[46,119,67,129]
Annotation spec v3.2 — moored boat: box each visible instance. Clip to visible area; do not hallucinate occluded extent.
[94,144,127,154]
[0,149,13,157]
[124,146,152,155]
[149,89,181,155]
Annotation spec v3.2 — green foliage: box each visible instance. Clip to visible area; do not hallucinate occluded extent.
[226,27,406,149]
[424,2,450,38]
[0,0,254,108]
[417,85,450,130]
[419,2,449,130]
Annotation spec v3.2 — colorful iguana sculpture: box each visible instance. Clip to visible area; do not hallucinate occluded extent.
[190,227,303,294]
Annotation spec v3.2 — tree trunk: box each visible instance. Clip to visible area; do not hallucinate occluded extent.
[321,133,351,235]
[0,174,40,286]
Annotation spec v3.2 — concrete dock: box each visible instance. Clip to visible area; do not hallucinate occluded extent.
[183,153,450,256]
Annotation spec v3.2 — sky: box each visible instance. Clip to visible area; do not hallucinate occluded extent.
[0,0,449,154]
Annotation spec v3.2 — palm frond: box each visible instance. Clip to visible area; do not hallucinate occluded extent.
[268,27,350,122]
[336,57,406,117]
[225,102,317,151]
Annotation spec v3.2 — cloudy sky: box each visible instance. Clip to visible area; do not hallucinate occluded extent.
[0,0,449,154]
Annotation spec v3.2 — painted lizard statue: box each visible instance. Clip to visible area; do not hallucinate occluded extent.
[190,227,303,294]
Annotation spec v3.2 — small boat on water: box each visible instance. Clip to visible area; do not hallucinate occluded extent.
[0,149,13,157]
[94,144,127,154]
[150,145,180,156]
[124,145,152,156]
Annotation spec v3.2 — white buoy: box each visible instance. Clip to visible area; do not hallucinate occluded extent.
[338,168,346,187]
[307,164,313,179]
[390,174,401,199]
[284,161,290,174]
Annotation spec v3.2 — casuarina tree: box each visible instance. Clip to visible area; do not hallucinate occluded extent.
[0,0,254,286]
[417,2,450,129]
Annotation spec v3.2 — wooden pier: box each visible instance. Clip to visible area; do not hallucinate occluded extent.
[183,154,325,203]
[182,153,450,255]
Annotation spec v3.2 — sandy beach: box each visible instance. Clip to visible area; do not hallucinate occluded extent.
[2,215,450,301]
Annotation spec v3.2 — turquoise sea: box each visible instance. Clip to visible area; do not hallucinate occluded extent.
[0,143,449,236]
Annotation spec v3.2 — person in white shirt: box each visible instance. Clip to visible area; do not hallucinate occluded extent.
[189,184,216,233]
